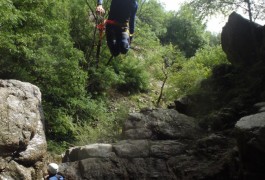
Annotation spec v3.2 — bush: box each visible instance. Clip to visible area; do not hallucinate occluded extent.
[87,66,123,96]
[165,45,229,100]
[47,140,69,155]
[116,57,150,93]
[74,102,130,145]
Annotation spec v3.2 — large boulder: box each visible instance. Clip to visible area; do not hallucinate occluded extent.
[0,80,47,179]
[221,12,263,67]
[61,108,237,180]
[62,144,114,162]
[235,110,265,179]
[123,108,200,140]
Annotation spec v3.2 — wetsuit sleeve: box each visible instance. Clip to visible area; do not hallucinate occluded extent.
[129,0,138,34]
[97,0,103,5]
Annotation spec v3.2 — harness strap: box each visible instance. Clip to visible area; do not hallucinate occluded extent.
[97,20,128,31]
[105,19,121,26]
[95,19,129,67]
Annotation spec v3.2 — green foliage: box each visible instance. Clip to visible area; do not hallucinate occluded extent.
[68,0,97,57]
[0,0,90,142]
[188,0,265,22]
[153,45,186,106]
[133,21,161,55]
[0,0,233,150]
[45,108,76,142]
[74,102,130,145]
[117,57,149,93]
[190,45,229,68]
[206,32,221,46]
[165,45,229,100]
[87,66,122,96]
[161,5,208,57]
[137,0,168,37]
[47,140,69,155]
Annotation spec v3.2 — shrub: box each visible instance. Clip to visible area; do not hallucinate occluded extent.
[165,45,229,100]
[116,57,150,93]
[73,102,130,145]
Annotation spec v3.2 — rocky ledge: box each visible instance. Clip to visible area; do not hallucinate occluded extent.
[60,109,238,180]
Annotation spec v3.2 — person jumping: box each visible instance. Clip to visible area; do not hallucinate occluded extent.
[96,0,138,57]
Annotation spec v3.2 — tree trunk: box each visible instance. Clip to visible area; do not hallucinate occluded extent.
[245,0,253,22]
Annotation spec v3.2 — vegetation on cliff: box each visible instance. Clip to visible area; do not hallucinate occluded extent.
[0,0,234,153]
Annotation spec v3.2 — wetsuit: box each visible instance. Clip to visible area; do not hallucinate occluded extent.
[97,0,138,56]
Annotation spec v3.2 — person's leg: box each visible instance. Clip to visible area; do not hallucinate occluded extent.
[106,24,120,57]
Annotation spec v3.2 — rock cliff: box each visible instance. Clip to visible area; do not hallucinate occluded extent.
[221,12,263,67]
[60,12,265,180]
[0,80,47,180]
[60,109,237,179]
[2,12,265,180]
[235,103,265,179]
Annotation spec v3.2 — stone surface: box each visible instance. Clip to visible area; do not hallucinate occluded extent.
[113,140,150,158]
[63,144,114,162]
[61,108,237,180]
[235,112,265,179]
[150,140,185,158]
[123,108,200,140]
[221,12,262,67]
[254,102,265,112]
[236,112,265,129]
[0,80,47,179]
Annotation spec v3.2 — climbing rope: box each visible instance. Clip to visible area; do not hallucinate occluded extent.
[95,15,105,68]
[85,0,128,68]
[96,19,125,67]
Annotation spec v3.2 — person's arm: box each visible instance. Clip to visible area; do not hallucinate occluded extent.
[129,0,138,36]
[96,0,105,14]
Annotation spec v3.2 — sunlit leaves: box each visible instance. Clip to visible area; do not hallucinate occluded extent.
[165,45,229,100]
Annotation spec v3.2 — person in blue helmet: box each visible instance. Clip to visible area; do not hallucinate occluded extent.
[96,0,138,57]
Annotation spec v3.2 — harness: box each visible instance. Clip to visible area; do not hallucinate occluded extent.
[96,19,129,66]
[95,16,105,68]
[85,0,136,68]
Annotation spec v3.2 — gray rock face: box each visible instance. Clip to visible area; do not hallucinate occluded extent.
[123,108,199,140]
[0,80,47,180]
[63,144,114,162]
[235,112,265,179]
[236,112,265,129]
[221,12,262,67]
[61,108,235,180]
[254,102,265,112]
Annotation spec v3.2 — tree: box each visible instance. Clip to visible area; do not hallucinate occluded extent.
[155,44,184,107]
[165,45,229,100]
[161,5,208,58]
[0,0,89,142]
[188,0,265,22]
[137,0,168,37]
